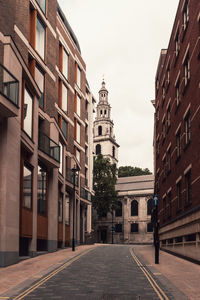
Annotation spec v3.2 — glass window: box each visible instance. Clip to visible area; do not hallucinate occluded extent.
[36,0,46,13]
[185,171,191,205]
[37,166,47,215]
[77,94,81,116]
[96,144,101,155]
[76,122,81,144]
[58,193,63,222]
[76,149,80,163]
[65,194,70,225]
[131,223,138,233]
[147,198,153,215]
[147,223,153,232]
[98,126,102,136]
[36,17,45,60]
[62,119,68,140]
[177,181,182,210]
[115,224,122,233]
[62,84,68,112]
[63,49,68,79]
[24,88,33,138]
[35,65,45,108]
[23,165,32,209]
[77,66,81,89]
[59,142,63,174]
[131,200,138,216]
[115,201,122,217]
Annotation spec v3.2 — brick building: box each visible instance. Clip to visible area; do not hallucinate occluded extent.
[0,0,94,266]
[153,0,200,262]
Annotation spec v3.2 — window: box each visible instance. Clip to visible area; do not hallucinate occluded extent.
[62,84,68,112]
[65,193,70,225]
[76,148,81,163]
[166,64,170,87]
[167,149,171,173]
[183,0,189,31]
[23,164,32,209]
[184,113,191,146]
[162,84,165,102]
[147,223,153,232]
[131,200,138,216]
[163,156,166,179]
[162,119,166,140]
[76,94,81,116]
[177,181,182,210]
[62,119,68,140]
[36,0,46,13]
[96,144,101,155]
[59,142,63,174]
[98,126,102,136]
[167,106,171,130]
[184,52,190,86]
[100,110,103,117]
[112,146,115,158]
[131,223,138,233]
[37,166,47,215]
[77,66,81,89]
[35,65,45,109]
[185,170,191,205]
[176,130,181,159]
[115,224,122,233]
[175,29,180,57]
[63,49,68,79]
[168,192,172,218]
[163,197,166,221]
[147,198,153,215]
[104,110,107,116]
[58,193,63,222]
[76,122,81,144]
[115,201,122,217]
[175,79,180,107]
[36,17,45,60]
[23,87,33,138]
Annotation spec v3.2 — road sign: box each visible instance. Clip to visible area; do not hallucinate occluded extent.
[153,195,159,206]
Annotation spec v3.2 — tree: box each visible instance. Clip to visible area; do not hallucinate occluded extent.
[118,166,152,178]
[92,154,118,217]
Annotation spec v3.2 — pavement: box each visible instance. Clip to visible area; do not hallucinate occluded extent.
[0,244,199,299]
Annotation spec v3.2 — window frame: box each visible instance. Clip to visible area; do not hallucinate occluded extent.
[35,16,46,60]
[23,163,33,210]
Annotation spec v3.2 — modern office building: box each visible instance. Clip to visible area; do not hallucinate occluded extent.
[153,0,200,262]
[93,175,154,244]
[0,0,94,266]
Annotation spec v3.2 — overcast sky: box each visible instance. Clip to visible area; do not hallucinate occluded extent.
[58,0,180,172]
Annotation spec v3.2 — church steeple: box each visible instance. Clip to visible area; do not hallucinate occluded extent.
[93,80,120,165]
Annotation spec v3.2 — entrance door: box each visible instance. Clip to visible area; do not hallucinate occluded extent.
[101,229,107,243]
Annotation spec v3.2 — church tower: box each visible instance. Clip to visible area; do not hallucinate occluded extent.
[93,80,119,165]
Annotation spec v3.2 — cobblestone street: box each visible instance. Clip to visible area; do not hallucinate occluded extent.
[8,245,186,300]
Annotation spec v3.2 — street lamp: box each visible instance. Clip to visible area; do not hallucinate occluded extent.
[72,164,80,251]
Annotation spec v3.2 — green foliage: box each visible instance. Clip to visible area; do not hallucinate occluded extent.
[92,154,118,217]
[118,166,152,178]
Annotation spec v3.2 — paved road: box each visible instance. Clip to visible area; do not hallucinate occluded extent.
[13,245,172,300]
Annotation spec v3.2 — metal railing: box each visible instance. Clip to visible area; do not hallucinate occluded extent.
[38,131,60,162]
[66,168,78,186]
[0,63,19,106]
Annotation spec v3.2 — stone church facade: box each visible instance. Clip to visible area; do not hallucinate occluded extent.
[93,175,154,244]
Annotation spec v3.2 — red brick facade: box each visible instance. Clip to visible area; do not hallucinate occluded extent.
[154,0,200,262]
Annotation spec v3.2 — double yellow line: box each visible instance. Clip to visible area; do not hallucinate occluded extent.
[12,248,94,300]
[130,248,169,300]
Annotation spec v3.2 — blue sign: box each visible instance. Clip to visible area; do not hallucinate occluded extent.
[153,195,159,206]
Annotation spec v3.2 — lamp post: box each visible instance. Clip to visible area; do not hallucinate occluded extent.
[72,164,80,251]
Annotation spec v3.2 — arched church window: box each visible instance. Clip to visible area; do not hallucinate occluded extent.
[96,144,101,155]
[131,200,138,216]
[100,110,103,117]
[112,146,115,158]
[98,126,102,136]
[147,198,153,215]
[104,110,107,116]
[115,201,122,217]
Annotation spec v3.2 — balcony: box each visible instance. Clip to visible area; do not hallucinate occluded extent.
[38,132,60,167]
[66,168,78,187]
[80,187,91,201]
[0,63,19,117]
